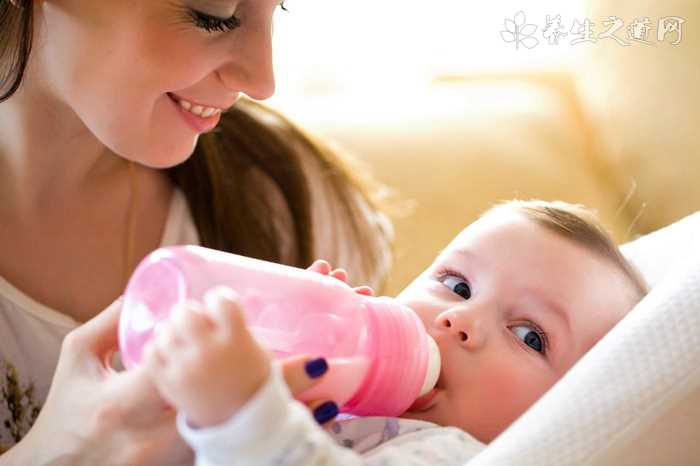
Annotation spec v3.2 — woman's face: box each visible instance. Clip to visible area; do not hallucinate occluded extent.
[32,0,281,167]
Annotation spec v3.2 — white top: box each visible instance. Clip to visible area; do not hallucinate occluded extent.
[0,188,199,450]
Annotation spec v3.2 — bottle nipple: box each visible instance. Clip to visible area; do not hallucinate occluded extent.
[418,335,441,396]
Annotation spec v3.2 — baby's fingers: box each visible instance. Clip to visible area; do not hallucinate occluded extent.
[170,300,215,342]
[202,286,246,337]
[307,260,354,287]
[330,268,348,283]
[353,285,375,296]
[307,260,332,275]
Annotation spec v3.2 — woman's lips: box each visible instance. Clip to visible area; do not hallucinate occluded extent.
[167,92,221,134]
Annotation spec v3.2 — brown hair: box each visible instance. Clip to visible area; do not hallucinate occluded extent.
[0,1,32,102]
[491,199,648,301]
[168,98,392,285]
[0,1,392,288]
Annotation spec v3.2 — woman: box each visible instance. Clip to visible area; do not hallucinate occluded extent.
[0,0,392,464]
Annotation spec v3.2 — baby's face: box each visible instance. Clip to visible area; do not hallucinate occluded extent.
[397,209,638,443]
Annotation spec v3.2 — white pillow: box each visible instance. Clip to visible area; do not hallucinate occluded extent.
[466,212,700,466]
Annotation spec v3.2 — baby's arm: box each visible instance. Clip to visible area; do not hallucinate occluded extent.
[177,360,361,466]
[140,285,358,465]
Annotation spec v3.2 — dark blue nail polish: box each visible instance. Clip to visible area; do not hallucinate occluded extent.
[313,401,338,424]
[305,357,328,379]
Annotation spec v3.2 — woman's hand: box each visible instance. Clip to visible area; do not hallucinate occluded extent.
[297,259,376,424]
[280,355,339,425]
[5,298,194,466]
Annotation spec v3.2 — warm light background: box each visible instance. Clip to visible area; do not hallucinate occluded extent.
[268,0,699,295]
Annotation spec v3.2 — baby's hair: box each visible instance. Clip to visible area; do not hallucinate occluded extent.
[489,200,648,302]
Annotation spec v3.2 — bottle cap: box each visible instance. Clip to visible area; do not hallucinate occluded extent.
[418,334,441,396]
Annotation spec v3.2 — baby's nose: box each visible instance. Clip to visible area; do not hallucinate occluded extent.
[442,316,469,342]
[434,309,484,349]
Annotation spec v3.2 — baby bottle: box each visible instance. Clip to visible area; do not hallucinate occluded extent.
[119,245,441,417]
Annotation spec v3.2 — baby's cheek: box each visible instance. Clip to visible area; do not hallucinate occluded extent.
[459,361,556,442]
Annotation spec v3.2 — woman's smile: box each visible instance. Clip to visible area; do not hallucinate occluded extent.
[167,92,222,133]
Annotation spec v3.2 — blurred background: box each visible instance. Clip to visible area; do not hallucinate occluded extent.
[267,0,700,294]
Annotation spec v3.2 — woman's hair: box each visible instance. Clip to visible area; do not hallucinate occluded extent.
[1,1,392,288]
[491,199,648,301]
[0,1,33,103]
[168,99,392,285]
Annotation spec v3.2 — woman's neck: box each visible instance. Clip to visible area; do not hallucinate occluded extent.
[0,78,127,218]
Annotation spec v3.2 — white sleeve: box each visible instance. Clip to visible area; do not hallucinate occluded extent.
[177,362,482,466]
[177,361,361,466]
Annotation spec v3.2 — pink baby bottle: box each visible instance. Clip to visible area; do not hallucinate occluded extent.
[118,245,441,416]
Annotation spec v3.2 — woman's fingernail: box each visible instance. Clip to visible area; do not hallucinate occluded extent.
[313,401,339,424]
[305,358,328,379]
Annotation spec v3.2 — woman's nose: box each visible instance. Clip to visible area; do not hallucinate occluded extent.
[217,22,276,100]
[434,308,485,349]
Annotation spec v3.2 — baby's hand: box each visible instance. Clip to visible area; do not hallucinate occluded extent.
[142,286,271,428]
[307,259,375,296]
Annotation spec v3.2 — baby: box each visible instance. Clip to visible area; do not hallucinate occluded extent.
[142,199,647,466]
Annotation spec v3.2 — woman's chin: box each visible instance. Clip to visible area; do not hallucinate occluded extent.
[142,137,200,169]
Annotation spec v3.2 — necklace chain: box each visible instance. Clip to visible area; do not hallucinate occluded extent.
[124,160,138,288]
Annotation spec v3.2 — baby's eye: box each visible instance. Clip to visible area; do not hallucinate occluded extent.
[440,274,472,300]
[511,325,545,354]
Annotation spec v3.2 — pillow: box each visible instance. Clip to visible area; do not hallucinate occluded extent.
[573,0,700,234]
[466,211,700,465]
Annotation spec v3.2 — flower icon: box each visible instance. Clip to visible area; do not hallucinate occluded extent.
[500,11,540,49]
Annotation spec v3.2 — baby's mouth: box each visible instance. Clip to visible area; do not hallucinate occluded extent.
[406,372,446,413]
[407,388,440,412]
[435,372,446,389]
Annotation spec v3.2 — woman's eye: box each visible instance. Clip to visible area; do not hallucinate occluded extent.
[511,325,546,354]
[188,9,241,33]
[440,274,472,300]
